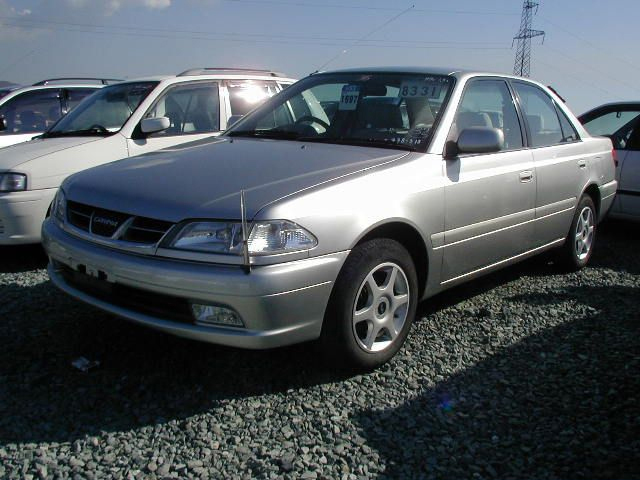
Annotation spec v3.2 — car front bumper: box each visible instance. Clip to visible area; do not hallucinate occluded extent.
[0,188,57,245]
[42,218,349,349]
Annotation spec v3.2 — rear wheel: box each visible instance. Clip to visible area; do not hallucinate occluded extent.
[558,194,597,270]
[321,238,418,370]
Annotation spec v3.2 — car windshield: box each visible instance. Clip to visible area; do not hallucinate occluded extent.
[44,81,158,137]
[226,72,454,151]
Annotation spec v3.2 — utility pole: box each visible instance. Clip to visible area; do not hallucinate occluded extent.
[512,1,545,77]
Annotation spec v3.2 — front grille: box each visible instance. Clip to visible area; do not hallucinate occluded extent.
[66,201,173,245]
[0,218,4,235]
[58,263,193,324]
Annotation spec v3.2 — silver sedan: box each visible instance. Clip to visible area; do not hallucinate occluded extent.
[42,67,617,369]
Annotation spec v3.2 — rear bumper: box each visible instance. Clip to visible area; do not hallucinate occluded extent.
[598,179,618,222]
[43,218,349,349]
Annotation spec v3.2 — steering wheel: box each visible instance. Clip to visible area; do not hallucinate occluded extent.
[294,115,330,130]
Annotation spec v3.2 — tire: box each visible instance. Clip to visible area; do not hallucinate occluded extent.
[558,194,597,271]
[320,238,418,370]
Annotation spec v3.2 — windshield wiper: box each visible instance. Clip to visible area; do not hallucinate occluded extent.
[296,136,418,151]
[40,126,114,139]
[227,129,300,140]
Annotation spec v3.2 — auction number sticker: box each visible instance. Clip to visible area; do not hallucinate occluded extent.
[398,80,443,99]
[339,85,360,110]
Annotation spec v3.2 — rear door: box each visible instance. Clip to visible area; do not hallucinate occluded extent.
[512,81,588,246]
[442,78,534,283]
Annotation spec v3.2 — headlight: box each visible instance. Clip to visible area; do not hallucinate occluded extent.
[53,189,66,223]
[248,220,317,255]
[170,222,244,253]
[169,220,317,255]
[0,173,27,192]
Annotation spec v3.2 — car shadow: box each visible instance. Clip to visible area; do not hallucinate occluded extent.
[0,279,352,444]
[0,244,48,273]
[354,284,640,479]
[0,219,637,448]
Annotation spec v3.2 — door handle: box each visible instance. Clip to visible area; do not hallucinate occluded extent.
[578,159,587,168]
[519,170,533,183]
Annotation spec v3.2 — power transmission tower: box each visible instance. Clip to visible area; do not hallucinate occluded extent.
[512,1,545,77]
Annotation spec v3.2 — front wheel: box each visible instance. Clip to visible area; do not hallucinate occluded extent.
[558,194,597,270]
[320,238,418,370]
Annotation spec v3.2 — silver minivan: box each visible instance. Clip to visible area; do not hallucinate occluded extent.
[43,67,617,369]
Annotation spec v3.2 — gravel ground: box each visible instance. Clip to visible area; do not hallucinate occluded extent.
[0,220,638,479]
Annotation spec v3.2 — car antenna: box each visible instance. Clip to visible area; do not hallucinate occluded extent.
[241,189,251,274]
[312,4,415,74]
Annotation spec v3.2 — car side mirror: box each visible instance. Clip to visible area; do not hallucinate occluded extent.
[0,116,6,132]
[456,127,504,155]
[140,116,170,134]
[227,115,243,128]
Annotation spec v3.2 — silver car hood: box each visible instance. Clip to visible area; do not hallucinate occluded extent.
[0,136,103,171]
[63,137,410,221]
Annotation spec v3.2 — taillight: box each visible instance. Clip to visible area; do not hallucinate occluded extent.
[612,148,618,168]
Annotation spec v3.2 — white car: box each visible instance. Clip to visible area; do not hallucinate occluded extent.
[579,102,640,221]
[0,68,295,245]
[0,78,119,148]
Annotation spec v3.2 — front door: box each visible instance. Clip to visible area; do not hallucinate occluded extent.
[442,78,535,283]
[127,81,222,157]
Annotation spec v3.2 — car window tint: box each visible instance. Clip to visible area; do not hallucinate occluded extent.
[582,110,640,150]
[452,79,523,150]
[49,82,157,134]
[0,89,62,134]
[555,103,579,142]
[514,83,564,147]
[228,81,278,116]
[144,82,220,136]
[66,88,99,112]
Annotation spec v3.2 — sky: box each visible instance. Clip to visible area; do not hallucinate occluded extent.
[0,0,639,114]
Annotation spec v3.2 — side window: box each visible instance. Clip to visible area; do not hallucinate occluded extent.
[65,88,99,112]
[555,103,579,142]
[144,82,220,136]
[0,89,62,134]
[514,83,564,147]
[582,109,640,150]
[627,123,640,151]
[451,79,523,150]
[227,80,278,116]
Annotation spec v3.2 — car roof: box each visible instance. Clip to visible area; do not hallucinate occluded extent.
[316,66,542,83]
[578,101,640,119]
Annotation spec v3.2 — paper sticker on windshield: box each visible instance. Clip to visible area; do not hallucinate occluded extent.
[398,80,443,99]
[339,85,360,110]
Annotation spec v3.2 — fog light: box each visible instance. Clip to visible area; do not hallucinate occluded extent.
[191,303,244,327]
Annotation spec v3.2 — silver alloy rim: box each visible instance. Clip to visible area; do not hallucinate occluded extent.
[352,262,410,353]
[575,206,594,261]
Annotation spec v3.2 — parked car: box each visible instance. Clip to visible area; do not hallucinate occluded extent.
[43,67,617,369]
[0,78,120,149]
[0,68,295,244]
[579,102,640,221]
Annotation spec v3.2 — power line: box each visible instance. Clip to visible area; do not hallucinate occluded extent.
[0,18,511,51]
[316,4,417,71]
[221,0,519,15]
[542,45,640,96]
[539,16,640,72]
[0,15,508,47]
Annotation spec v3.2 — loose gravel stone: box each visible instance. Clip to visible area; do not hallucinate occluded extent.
[0,223,639,479]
